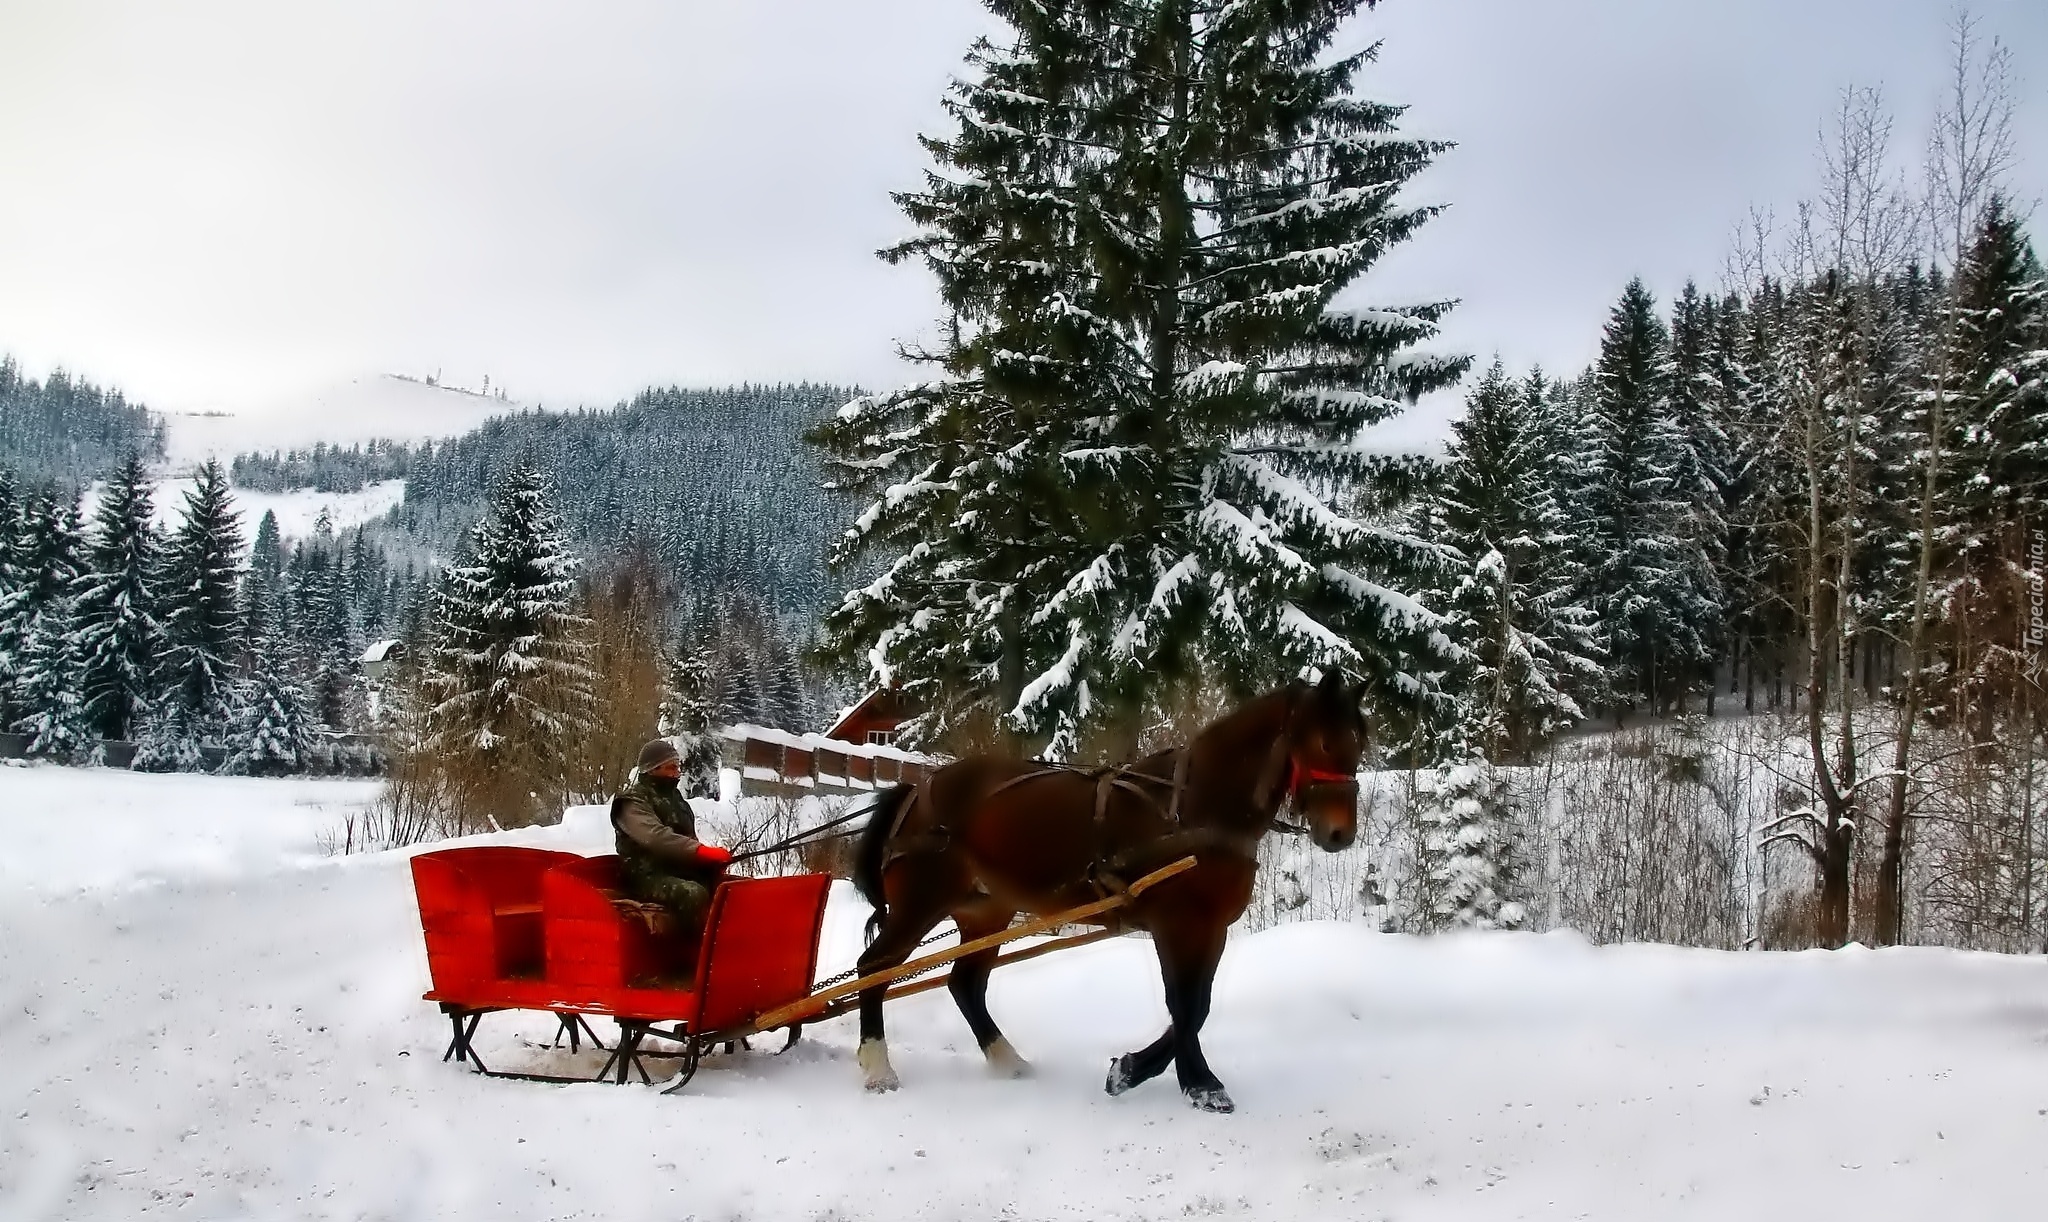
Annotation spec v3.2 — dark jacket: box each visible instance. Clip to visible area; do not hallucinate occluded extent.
[611,779,711,875]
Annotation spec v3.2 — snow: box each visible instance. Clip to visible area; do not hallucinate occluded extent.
[129,477,408,541]
[720,724,940,766]
[0,764,379,896]
[158,374,536,468]
[5,764,2048,1220]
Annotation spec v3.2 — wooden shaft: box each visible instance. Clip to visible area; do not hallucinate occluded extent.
[806,926,1124,1024]
[752,855,1194,1030]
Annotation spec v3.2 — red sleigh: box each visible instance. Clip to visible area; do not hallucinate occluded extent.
[410,846,831,1090]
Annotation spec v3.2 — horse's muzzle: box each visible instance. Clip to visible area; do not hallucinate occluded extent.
[1298,781,1359,852]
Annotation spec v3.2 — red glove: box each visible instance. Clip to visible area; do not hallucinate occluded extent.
[696,844,733,869]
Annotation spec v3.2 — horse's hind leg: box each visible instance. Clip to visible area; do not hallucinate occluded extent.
[854,873,957,1092]
[948,900,1029,1078]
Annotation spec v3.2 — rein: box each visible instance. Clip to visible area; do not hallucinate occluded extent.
[741,751,1364,863]
[728,798,880,864]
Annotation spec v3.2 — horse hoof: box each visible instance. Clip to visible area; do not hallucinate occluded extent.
[1184,1085,1235,1113]
[858,1039,899,1093]
[985,1037,1033,1080]
[1104,1055,1136,1097]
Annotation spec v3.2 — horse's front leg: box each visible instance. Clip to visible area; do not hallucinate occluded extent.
[1105,1025,1175,1096]
[1161,923,1232,1112]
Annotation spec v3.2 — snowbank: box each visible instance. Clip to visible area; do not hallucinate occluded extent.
[3,766,2046,1220]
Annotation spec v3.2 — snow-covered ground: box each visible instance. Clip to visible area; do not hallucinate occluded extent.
[0,764,379,896]
[3,765,2046,1220]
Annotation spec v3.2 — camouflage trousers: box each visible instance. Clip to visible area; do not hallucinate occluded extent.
[620,857,712,934]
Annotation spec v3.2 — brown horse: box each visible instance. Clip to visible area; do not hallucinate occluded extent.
[847,673,1366,1112]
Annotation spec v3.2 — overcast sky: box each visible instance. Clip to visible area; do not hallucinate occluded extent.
[1,0,2044,427]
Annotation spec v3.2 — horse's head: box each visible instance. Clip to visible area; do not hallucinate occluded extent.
[1283,671,1367,852]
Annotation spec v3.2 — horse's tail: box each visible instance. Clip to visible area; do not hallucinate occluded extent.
[852,783,913,942]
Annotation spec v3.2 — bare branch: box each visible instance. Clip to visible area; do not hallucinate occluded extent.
[1925,6,2018,268]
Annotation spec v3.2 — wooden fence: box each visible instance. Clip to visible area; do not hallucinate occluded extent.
[718,726,941,799]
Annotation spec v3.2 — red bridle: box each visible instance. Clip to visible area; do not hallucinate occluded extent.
[1285,758,1359,802]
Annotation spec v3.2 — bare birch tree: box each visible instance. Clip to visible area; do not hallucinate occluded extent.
[1874,8,2019,945]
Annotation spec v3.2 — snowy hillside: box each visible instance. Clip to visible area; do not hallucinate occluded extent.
[3,765,2046,1220]
[159,374,537,468]
[130,476,408,539]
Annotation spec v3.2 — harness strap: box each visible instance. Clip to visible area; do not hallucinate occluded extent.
[880,787,949,870]
[1251,734,1292,812]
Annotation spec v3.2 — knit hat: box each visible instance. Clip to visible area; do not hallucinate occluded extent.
[637,738,681,770]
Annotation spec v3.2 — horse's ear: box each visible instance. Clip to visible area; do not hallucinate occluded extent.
[1317,669,1342,695]
[1346,677,1370,730]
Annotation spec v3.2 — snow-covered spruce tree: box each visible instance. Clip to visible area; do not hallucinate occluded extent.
[6,490,94,759]
[1665,282,1734,698]
[1412,762,1524,932]
[658,644,723,799]
[1580,279,1718,719]
[808,8,1108,753]
[814,0,1467,759]
[131,701,208,773]
[221,647,318,775]
[240,509,287,654]
[764,636,809,733]
[1,491,86,698]
[1422,362,1599,761]
[418,464,595,827]
[9,592,93,760]
[72,454,165,741]
[0,468,23,725]
[1939,200,2046,588]
[293,511,360,730]
[1710,287,1788,710]
[157,458,245,737]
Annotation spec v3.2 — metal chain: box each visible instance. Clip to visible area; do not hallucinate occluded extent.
[811,923,958,991]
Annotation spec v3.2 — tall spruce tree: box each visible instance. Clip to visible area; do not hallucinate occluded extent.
[1666,283,1734,700]
[0,468,23,724]
[1941,198,2047,560]
[1425,363,1599,760]
[814,0,1467,758]
[222,644,317,776]
[6,493,90,757]
[1582,279,1716,717]
[658,644,724,799]
[10,592,92,760]
[241,509,286,650]
[72,455,165,741]
[419,464,595,826]
[291,514,356,730]
[158,459,246,732]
